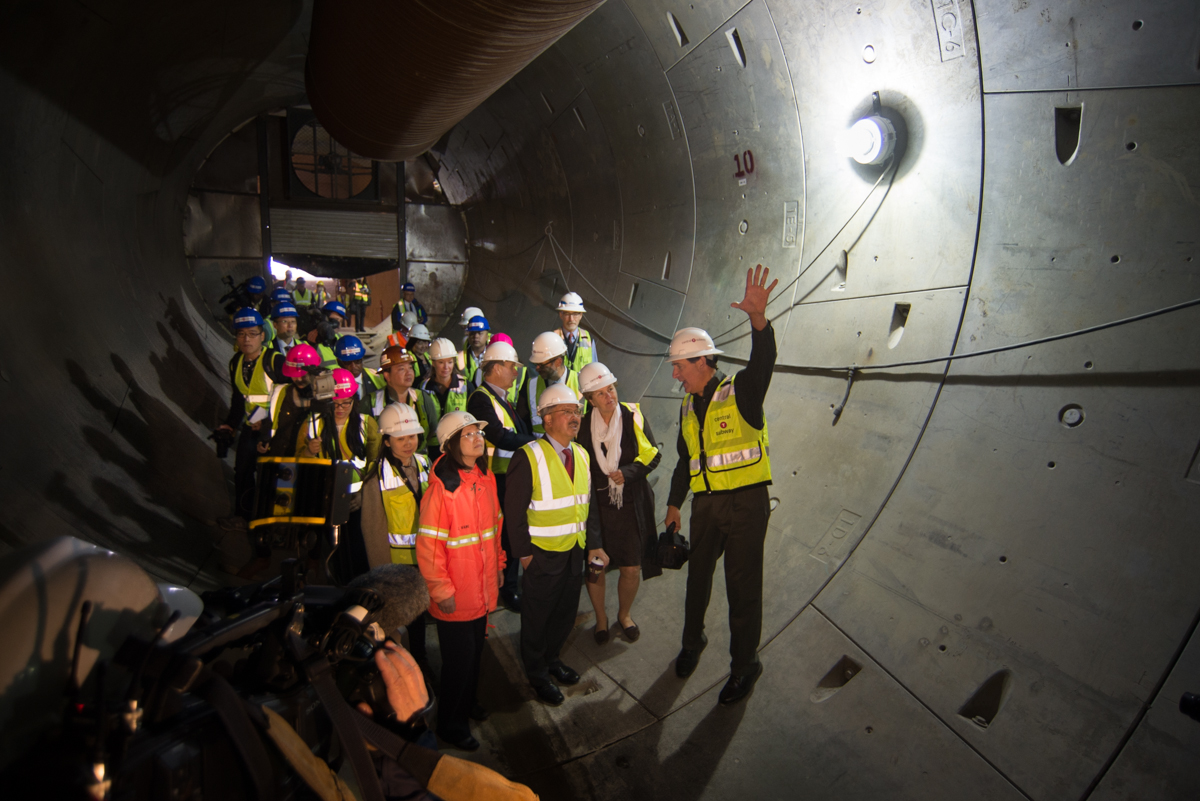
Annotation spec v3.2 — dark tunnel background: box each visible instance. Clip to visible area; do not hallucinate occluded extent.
[1,0,1199,798]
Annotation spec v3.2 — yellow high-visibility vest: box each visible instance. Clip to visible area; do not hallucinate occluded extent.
[555,327,596,373]
[680,376,771,494]
[622,402,659,467]
[470,387,517,475]
[234,353,274,416]
[380,454,430,565]
[521,438,590,552]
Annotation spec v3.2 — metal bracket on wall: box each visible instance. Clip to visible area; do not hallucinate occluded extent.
[832,367,857,425]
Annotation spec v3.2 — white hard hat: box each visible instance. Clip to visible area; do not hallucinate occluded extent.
[530,331,567,365]
[378,402,424,438]
[400,311,418,329]
[436,410,487,445]
[429,338,457,360]
[667,327,723,362]
[481,341,520,364]
[459,306,484,326]
[408,323,431,342]
[537,383,583,414]
[557,292,586,313]
[579,362,617,394]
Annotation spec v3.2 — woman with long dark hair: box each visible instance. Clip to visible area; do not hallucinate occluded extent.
[300,367,381,583]
[417,411,505,751]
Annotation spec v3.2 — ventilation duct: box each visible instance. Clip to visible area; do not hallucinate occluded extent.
[305,0,606,161]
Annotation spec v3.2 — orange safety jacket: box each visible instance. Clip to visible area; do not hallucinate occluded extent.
[416,455,506,622]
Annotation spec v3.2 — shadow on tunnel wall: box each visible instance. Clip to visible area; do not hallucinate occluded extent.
[0,0,305,177]
[56,345,231,587]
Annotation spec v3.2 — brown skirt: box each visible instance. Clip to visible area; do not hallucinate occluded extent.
[596,496,643,568]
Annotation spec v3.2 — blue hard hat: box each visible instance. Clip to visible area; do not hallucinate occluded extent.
[401,282,416,292]
[271,301,298,319]
[335,335,365,361]
[467,315,490,332]
[233,307,264,329]
[323,301,348,318]
[271,287,291,303]
[246,276,267,294]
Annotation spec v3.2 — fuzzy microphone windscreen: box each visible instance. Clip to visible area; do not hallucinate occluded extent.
[346,564,430,633]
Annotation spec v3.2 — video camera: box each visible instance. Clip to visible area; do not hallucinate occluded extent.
[0,551,432,801]
[217,274,258,317]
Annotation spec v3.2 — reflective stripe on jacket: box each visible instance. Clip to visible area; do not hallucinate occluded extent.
[680,376,771,493]
[381,454,430,565]
[417,457,505,621]
[521,438,590,552]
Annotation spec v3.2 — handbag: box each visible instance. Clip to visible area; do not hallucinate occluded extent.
[656,522,689,570]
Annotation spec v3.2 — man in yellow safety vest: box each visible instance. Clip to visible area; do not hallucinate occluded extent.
[518,331,583,434]
[553,291,598,373]
[504,384,607,706]
[664,264,778,706]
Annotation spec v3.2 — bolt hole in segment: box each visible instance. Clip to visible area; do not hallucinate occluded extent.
[1048,461,1057,469]
[999,555,1008,563]
[1059,404,1085,428]
[628,282,638,309]
[1110,254,1121,263]
[1132,19,1144,30]
[958,669,1013,729]
[1126,141,1137,151]
[888,303,911,349]
[1054,106,1083,165]
[810,655,863,702]
[662,251,671,280]
[938,644,948,652]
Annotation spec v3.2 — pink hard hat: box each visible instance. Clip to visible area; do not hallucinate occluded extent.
[493,333,514,346]
[332,368,357,399]
[283,343,321,379]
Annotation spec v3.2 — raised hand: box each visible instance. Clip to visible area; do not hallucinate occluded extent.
[731,263,778,331]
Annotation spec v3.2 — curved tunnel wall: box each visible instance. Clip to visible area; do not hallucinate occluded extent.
[0,0,1198,798]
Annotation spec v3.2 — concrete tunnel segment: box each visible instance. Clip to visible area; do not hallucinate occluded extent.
[0,1,1198,798]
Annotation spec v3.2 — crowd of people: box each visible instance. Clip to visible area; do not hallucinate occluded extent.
[217,266,779,755]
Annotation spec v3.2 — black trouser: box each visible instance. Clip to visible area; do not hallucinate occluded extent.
[682,485,771,677]
[434,615,487,740]
[496,475,519,595]
[234,425,259,521]
[406,611,428,665]
[328,509,368,585]
[520,546,584,685]
[352,302,367,332]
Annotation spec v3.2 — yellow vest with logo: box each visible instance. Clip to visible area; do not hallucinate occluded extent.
[521,439,590,552]
[680,376,771,494]
[234,353,274,417]
[317,343,338,369]
[622,402,659,467]
[555,328,596,373]
[380,454,430,565]
[423,377,469,421]
[292,287,313,306]
[526,371,584,434]
[456,349,485,386]
[470,386,518,474]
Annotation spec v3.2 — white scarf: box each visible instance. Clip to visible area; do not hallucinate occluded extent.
[591,405,624,508]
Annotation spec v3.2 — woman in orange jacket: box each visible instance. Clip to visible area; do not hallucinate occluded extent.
[417,410,505,752]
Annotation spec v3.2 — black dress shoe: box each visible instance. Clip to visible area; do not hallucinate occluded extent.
[469,704,490,722]
[533,682,564,706]
[440,732,480,752]
[718,662,763,705]
[547,662,580,685]
[499,589,522,614]
[675,648,703,678]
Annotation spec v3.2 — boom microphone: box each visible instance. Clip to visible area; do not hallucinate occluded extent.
[346,564,430,635]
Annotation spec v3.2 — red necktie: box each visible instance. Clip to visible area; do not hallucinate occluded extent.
[563,447,574,480]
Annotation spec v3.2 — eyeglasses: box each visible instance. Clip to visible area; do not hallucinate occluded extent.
[460,430,485,440]
[547,405,584,417]
[332,399,354,408]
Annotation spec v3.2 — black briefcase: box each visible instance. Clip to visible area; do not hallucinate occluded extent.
[656,522,689,570]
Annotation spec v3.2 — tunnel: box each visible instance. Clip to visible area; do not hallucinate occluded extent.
[1,0,1199,798]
